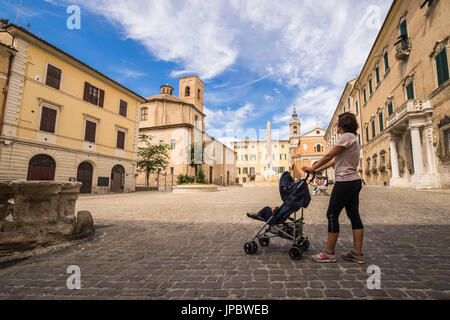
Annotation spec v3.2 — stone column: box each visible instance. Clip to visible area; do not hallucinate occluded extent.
[410,126,424,175]
[424,125,436,174]
[389,137,400,179]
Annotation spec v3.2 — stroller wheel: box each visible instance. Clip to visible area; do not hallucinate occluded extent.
[259,237,270,247]
[302,239,310,251]
[244,241,258,255]
[289,246,303,260]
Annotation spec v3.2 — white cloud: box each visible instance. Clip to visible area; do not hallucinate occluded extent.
[51,0,390,132]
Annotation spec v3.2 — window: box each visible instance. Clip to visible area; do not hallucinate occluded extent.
[379,112,384,131]
[250,154,256,161]
[195,115,199,128]
[399,20,408,39]
[141,107,148,121]
[243,177,247,183]
[171,139,176,150]
[83,82,104,107]
[388,102,393,116]
[373,154,378,168]
[384,52,390,72]
[366,126,369,142]
[293,126,298,135]
[250,167,255,175]
[40,106,57,133]
[236,167,241,174]
[45,64,62,90]
[236,178,239,184]
[358,134,361,146]
[116,130,125,149]
[406,82,415,100]
[84,120,97,143]
[243,167,248,174]
[278,167,285,174]
[119,100,128,117]
[436,49,449,86]
[363,88,367,103]
[185,86,190,97]
[371,120,376,138]
[375,67,380,85]
[281,144,285,148]
[197,88,201,99]
[159,140,164,146]
[356,100,359,114]
[303,143,308,151]
[314,144,322,152]
[369,78,373,95]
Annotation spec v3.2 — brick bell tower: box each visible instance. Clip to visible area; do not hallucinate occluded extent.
[178,75,205,113]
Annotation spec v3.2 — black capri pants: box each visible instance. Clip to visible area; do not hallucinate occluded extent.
[326,179,363,233]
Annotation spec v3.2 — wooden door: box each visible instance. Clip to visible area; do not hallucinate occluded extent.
[111,172,122,192]
[77,162,93,194]
[27,154,56,181]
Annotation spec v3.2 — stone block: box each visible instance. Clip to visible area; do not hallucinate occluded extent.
[75,211,95,238]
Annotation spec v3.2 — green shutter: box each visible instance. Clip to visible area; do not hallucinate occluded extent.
[356,101,359,113]
[369,79,373,94]
[366,127,369,142]
[436,49,449,86]
[400,20,408,38]
[406,83,415,100]
[379,113,384,131]
[363,89,367,103]
[376,67,380,84]
[388,102,393,116]
[372,120,376,138]
[384,52,389,71]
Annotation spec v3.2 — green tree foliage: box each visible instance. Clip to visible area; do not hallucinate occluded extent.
[137,134,170,187]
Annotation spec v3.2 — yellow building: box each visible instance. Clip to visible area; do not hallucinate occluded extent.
[354,0,450,189]
[138,76,236,187]
[232,137,289,184]
[0,23,145,193]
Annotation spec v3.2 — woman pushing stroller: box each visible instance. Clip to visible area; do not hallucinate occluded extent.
[303,112,365,264]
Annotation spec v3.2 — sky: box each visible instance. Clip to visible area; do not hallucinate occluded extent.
[1,0,391,145]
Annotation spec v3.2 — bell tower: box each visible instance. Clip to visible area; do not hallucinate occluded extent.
[178,75,205,113]
[289,108,301,148]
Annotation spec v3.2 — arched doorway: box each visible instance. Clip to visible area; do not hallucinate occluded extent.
[111,165,125,193]
[77,162,93,194]
[27,154,56,180]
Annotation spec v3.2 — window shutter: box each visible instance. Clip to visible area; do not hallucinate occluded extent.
[40,107,57,133]
[406,83,415,100]
[400,20,408,38]
[85,120,97,143]
[99,89,105,107]
[119,100,128,117]
[84,82,91,102]
[117,131,125,149]
[384,52,389,71]
[436,49,449,86]
[46,65,62,90]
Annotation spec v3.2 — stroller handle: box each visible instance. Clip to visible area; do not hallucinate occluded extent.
[304,171,316,185]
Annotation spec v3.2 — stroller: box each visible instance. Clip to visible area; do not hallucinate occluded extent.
[244,171,315,260]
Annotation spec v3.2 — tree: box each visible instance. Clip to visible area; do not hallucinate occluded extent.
[137,134,170,187]
[186,141,205,183]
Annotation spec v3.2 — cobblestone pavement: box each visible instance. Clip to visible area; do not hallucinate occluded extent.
[0,185,449,300]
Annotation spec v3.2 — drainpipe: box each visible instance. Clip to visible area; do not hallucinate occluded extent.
[0,27,15,136]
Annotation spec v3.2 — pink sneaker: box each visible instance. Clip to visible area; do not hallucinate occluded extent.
[342,251,365,264]
[312,251,336,263]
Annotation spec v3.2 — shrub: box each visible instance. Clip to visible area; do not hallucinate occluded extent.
[197,167,206,184]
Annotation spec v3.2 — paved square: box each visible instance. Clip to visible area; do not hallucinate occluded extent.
[0,185,449,299]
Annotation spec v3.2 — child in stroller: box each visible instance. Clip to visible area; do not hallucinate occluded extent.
[244,171,315,260]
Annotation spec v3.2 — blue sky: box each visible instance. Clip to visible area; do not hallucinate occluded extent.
[1,0,391,144]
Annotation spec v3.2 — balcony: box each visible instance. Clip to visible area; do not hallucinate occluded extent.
[395,38,411,61]
[385,99,433,130]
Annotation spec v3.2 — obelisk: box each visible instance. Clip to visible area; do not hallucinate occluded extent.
[267,120,272,168]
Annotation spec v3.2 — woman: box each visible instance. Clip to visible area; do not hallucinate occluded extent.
[302,112,364,264]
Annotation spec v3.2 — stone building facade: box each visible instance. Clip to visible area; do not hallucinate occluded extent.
[137,76,236,187]
[326,0,450,189]
[0,23,145,193]
[289,109,327,179]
